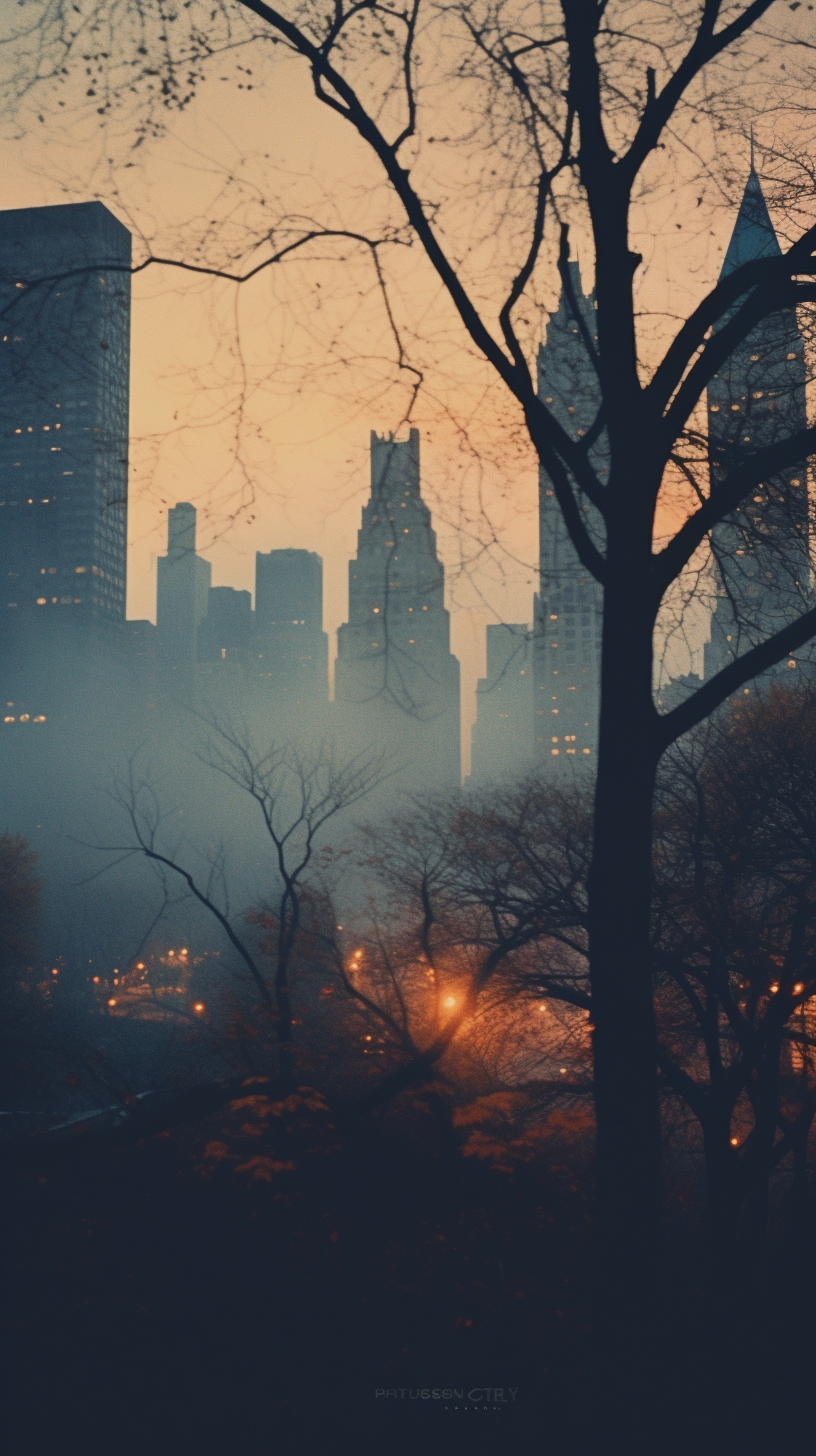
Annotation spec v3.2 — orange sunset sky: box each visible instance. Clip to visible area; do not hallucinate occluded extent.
[2,6,811,767]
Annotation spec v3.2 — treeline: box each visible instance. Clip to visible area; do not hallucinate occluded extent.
[4,685,816,1263]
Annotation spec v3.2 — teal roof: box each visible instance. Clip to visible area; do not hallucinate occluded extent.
[720,168,780,278]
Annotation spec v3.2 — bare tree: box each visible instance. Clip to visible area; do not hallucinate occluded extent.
[653,686,816,1264]
[99,725,386,1080]
[6,0,816,1363]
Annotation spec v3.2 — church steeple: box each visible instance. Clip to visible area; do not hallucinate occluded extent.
[720,165,781,279]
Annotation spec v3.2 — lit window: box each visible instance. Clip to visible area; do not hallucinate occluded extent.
[33,715,46,723]
[551,749,559,755]
[36,597,46,605]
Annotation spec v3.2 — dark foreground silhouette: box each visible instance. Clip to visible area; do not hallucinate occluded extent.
[5,1097,815,1456]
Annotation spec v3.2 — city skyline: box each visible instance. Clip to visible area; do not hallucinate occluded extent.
[2,171,809,776]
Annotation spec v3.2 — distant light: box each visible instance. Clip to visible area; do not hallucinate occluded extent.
[193,1002,205,1013]
[769,983,779,994]
[364,1034,372,1041]
[51,968,58,976]
[730,1137,739,1147]
[794,983,804,995]
[136,962,145,971]
[559,1068,567,1074]
[443,995,457,1008]
[92,976,99,983]
[180,947,188,956]
[108,998,117,1007]
[538,1003,546,1012]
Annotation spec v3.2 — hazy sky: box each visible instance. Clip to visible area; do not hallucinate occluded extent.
[3,5,810,766]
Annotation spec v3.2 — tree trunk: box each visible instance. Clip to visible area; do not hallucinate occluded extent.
[702,1117,741,1265]
[587,560,664,1385]
[276,917,295,1086]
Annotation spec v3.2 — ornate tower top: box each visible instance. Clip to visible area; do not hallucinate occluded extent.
[370,427,421,499]
[720,167,781,279]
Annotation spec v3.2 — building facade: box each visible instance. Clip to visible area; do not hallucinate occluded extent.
[335,430,461,790]
[469,623,533,785]
[156,503,211,686]
[0,201,131,698]
[534,263,605,769]
[253,548,328,707]
[703,165,812,684]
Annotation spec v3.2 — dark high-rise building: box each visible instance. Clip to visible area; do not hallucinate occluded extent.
[335,429,461,789]
[534,263,605,768]
[198,586,252,663]
[703,165,811,682]
[253,548,328,706]
[469,623,533,784]
[0,202,131,690]
[156,503,211,682]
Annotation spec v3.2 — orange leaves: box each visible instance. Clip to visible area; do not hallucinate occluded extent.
[453,1093,594,1175]
[195,1085,337,1184]
[452,1092,522,1127]
[234,1156,296,1183]
[202,1140,230,1161]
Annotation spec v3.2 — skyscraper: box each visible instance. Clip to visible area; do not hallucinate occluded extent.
[253,548,328,707]
[0,202,131,689]
[335,429,461,790]
[156,503,211,683]
[534,264,605,768]
[198,585,252,663]
[469,623,533,784]
[703,165,811,682]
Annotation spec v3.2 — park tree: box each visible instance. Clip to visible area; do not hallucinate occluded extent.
[4,0,816,1382]
[104,726,386,1081]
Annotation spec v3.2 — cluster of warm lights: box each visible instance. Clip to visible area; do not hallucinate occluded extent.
[348,948,363,973]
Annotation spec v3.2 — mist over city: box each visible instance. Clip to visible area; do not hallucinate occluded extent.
[3,4,816,1454]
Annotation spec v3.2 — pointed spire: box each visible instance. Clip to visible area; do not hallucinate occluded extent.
[720,162,780,279]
